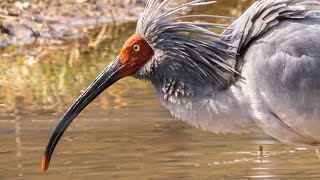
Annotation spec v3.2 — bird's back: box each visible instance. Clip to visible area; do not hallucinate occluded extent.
[227,0,320,55]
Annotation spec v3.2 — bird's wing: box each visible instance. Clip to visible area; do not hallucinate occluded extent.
[226,0,320,55]
[243,19,320,143]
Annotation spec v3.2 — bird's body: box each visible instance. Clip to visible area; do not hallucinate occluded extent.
[152,0,320,148]
[42,0,320,171]
[243,20,320,145]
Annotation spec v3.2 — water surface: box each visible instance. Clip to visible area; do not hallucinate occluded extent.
[1,0,320,179]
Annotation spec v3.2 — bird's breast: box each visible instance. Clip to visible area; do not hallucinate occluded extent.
[156,80,260,134]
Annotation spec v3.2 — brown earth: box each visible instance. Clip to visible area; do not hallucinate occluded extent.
[0,0,147,46]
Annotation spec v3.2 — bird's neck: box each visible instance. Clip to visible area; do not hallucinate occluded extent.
[152,78,260,134]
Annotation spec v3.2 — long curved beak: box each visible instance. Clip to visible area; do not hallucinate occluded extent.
[42,57,122,172]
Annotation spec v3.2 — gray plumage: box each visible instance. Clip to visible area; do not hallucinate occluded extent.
[135,0,237,88]
[133,0,320,157]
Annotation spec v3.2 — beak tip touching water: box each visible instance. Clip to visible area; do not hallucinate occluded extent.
[41,153,48,172]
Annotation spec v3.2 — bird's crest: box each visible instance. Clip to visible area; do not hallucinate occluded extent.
[135,0,238,87]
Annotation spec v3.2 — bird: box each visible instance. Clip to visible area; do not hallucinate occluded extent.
[42,0,320,172]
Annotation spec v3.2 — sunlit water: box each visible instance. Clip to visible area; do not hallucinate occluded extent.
[1,0,320,179]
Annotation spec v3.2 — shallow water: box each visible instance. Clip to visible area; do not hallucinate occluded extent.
[1,0,320,179]
[2,109,320,179]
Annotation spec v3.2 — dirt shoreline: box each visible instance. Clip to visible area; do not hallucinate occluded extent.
[0,0,147,46]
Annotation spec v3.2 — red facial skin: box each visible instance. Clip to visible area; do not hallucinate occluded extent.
[119,34,154,77]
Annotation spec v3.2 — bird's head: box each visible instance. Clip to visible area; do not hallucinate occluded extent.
[42,0,237,172]
[118,34,154,78]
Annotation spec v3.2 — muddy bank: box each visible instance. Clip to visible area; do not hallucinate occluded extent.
[0,0,147,46]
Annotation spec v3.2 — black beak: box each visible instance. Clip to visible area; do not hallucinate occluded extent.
[42,57,122,172]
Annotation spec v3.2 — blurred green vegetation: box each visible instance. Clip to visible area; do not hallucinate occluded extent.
[0,23,156,113]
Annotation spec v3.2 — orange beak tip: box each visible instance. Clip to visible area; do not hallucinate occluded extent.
[41,154,48,172]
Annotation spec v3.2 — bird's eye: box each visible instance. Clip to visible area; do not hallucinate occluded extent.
[133,44,140,52]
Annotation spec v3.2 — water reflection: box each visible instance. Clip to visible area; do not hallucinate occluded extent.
[1,0,320,179]
[1,111,320,179]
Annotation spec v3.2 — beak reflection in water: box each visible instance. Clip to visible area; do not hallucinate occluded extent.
[41,57,122,172]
